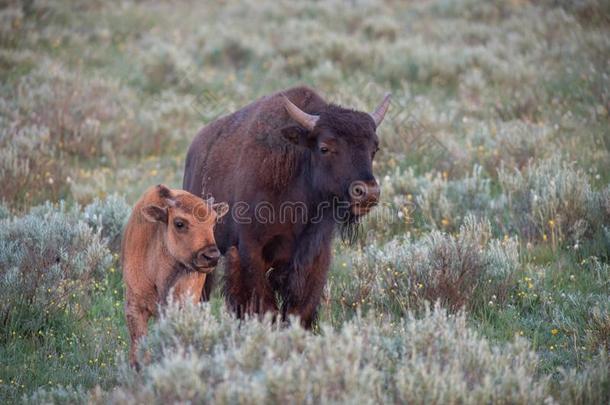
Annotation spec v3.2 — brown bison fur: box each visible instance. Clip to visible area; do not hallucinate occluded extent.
[121,184,228,367]
[183,86,390,328]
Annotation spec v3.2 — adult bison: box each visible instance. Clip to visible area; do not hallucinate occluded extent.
[183,86,390,327]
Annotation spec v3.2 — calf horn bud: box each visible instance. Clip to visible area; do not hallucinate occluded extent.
[370,92,392,127]
[283,95,319,131]
[157,184,176,207]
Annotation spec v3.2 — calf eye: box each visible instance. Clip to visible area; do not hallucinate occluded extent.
[173,219,185,229]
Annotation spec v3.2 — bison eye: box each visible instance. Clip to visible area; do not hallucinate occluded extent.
[320,146,330,154]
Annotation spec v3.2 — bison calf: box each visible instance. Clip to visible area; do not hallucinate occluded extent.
[121,184,228,367]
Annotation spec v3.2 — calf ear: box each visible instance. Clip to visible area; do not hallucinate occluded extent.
[156,184,172,199]
[141,204,168,223]
[212,202,229,219]
[280,125,310,146]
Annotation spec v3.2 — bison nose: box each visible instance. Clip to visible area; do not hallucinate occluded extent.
[350,180,380,206]
[193,245,220,269]
[366,182,381,204]
[349,180,380,216]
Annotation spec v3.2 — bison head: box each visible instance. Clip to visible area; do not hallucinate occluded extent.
[282,93,391,218]
[141,185,229,272]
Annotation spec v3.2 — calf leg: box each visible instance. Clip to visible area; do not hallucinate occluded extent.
[125,302,152,369]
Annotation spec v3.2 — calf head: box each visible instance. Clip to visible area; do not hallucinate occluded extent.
[283,93,391,217]
[141,185,229,273]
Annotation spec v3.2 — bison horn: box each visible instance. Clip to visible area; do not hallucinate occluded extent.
[283,95,319,131]
[370,92,392,127]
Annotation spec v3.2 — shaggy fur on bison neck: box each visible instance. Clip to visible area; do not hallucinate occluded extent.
[257,128,308,192]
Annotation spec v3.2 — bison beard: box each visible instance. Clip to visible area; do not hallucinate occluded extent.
[183,86,389,328]
[339,212,361,245]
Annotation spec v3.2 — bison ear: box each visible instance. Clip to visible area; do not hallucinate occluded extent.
[141,204,168,223]
[156,184,173,199]
[212,202,229,219]
[280,125,310,146]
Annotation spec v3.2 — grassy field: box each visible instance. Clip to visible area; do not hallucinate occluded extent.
[1,0,609,403]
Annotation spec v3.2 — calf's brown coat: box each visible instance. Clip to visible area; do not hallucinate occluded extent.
[121,184,228,367]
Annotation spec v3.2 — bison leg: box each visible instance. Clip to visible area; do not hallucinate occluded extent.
[125,302,152,369]
[225,245,277,318]
[281,248,331,329]
[224,246,246,315]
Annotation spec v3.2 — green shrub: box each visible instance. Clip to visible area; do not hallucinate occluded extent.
[25,385,89,405]
[363,165,495,239]
[0,202,112,336]
[0,201,9,220]
[585,301,610,352]
[0,5,23,48]
[0,61,199,208]
[499,156,605,246]
[4,65,133,160]
[467,120,553,173]
[393,307,548,404]
[416,165,493,232]
[0,124,70,207]
[335,216,518,315]
[70,302,551,404]
[559,350,609,405]
[83,194,131,251]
